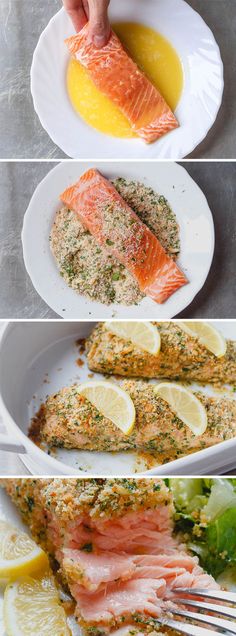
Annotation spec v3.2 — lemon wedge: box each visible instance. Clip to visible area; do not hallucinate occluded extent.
[153,382,208,436]
[4,575,71,636]
[0,520,48,581]
[175,321,227,358]
[104,321,160,355]
[77,380,136,434]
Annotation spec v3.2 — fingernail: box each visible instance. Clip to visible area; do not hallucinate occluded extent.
[93,35,106,47]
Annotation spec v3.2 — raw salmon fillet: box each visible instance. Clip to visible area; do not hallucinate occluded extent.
[65,24,179,143]
[60,169,188,303]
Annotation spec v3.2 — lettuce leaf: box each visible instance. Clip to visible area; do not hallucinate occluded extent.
[207,507,236,562]
[169,478,207,514]
[170,478,236,579]
[202,479,236,521]
[217,565,236,591]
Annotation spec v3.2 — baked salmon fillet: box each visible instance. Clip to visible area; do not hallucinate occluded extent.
[29,380,236,463]
[86,322,236,385]
[65,25,179,144]
[4,478,218,636]
[60,170,188,304]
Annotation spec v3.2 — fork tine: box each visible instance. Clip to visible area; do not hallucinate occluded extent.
[172,606,236,634]
[175,597,236,619]
[175,588,236,605]
[155,617,222,636]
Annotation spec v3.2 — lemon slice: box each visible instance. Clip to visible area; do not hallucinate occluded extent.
[153,382,208,436]
[104,321,160,355]
[4,575,71,636]
[77,380,136,434]
[0,520,48,581]
[175,321,227,358]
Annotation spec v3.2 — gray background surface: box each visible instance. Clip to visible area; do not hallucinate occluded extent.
[0,0,236,159]
[0,160,235,319]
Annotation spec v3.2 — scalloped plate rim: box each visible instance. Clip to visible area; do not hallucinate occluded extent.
[21,160,215,319]
[30,0,224,159]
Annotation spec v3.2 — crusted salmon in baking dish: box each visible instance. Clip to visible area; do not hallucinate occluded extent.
[29,379,236,462]
[86,322,236,385]
[60,170,188,304]
[65,24,179,144]
[4,479,219,635]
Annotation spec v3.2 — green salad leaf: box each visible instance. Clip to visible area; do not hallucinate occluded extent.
[170,478,236,580]
[169,478,207,516]
[217,565,236,590]
[203,479,236,521]
[207,507,236,570]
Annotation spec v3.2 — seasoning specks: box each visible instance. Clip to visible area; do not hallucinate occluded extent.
[50,177,180,306]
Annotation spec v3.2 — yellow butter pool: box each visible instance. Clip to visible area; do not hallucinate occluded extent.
[67,22,183,139]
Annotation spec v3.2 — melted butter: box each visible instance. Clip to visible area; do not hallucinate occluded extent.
[67,22,183,139]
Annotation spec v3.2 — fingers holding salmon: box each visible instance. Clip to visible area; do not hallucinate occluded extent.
[63,0,111,47]
[88,0,111,47]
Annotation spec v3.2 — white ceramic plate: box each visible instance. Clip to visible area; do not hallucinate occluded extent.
[22,161,215,320]
[31,0,224,159]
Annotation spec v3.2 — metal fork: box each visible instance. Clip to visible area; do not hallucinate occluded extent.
[151,588,236,635]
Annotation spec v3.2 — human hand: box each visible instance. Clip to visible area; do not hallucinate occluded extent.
[63,0,110,47]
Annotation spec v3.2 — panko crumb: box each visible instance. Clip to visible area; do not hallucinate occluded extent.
[50,178,180,306]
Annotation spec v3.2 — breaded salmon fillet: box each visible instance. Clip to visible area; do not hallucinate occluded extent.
[3,478,218,635]
[86,322,236,385]
[29,380,236,463]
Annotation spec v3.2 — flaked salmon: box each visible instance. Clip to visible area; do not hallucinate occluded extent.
[63,550,211,593]
[60,169,188,303]
[4,479,219,635]
[65,25,179,144]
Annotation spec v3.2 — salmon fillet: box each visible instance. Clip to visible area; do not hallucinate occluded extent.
[4,478,218,635]
[31,379,236,463]
[65,24,179,144]
[60,170,188,304]
[86,322,236,385]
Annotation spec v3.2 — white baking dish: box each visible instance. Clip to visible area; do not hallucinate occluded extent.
[0,321,235,476]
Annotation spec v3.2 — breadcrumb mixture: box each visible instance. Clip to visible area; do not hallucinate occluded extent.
[113,178,180,259]
[50,178,180,306]
[4,478,171,539]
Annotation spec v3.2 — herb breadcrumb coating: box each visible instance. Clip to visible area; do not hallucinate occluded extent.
[86,322,236,385]
[29,379,236,464]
